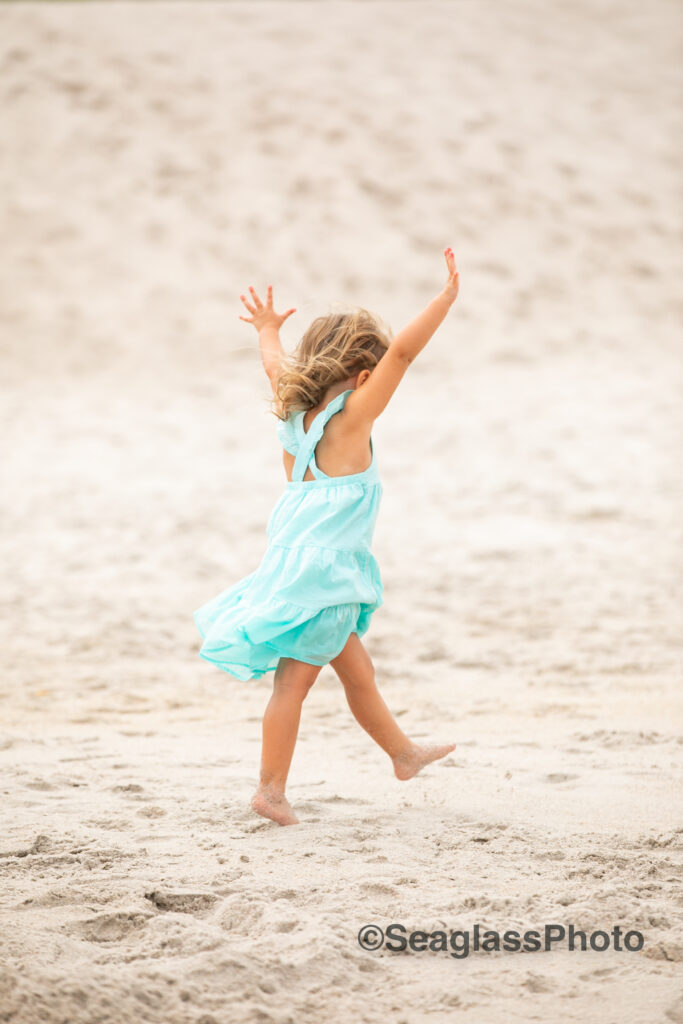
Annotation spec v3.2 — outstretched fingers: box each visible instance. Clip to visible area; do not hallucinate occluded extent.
[238,285,297,325]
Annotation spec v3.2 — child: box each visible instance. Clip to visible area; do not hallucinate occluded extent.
[194,247,459,826]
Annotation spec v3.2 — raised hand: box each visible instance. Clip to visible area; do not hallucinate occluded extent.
[238,285,296,332]
[443,247,459,301]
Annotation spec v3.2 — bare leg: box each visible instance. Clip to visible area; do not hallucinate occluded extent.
[251,657,322,826]
[330,633,455,780]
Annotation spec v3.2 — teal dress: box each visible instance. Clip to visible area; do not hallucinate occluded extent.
[193,389,384,680]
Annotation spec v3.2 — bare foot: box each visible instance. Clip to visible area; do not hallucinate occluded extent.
[250,785,299,826]
[392,742,456,781]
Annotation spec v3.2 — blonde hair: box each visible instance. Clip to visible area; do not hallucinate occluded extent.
[273,307,392,421]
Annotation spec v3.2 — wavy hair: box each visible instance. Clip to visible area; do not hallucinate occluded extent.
[273,307,392,421]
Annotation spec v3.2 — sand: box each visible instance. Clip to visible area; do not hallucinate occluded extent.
[1,2,682,1022]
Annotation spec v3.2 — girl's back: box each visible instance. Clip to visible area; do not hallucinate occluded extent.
[288,393,374,482]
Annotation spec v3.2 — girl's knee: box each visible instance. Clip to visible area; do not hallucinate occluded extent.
[274,660,320,699]
[340,663,375,691]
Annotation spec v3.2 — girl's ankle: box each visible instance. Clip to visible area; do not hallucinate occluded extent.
[392,741,419,762]
[256,780,286,799]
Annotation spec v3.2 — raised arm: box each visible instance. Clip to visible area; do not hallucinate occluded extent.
[256,324,284,389]
[345,247,459,425]
[238,284,296,392]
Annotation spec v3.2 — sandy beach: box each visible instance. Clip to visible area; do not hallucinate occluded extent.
[1,2,682,1021]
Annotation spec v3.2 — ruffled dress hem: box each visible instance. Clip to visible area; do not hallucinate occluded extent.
[194,598,380,680]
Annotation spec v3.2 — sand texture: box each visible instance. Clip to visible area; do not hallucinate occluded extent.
[1,2,682,1022]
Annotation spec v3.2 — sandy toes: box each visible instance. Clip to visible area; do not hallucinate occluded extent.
[250,787,300,826]
[392,743,456,781]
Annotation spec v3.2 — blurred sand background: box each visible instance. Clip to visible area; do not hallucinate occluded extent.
[1,1,682,1022]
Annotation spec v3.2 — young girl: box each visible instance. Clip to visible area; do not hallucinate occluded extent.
[194,247,459,826]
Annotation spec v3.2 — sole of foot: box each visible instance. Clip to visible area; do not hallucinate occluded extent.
[250,790,300,826]
[393,743,456,781]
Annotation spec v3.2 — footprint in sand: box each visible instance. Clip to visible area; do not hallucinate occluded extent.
[67,911,151,943]
[471,823,509,844]
[144,890,218,915]
[273,920,298,933]
[523,973,555,993]
[137,805,166,818]
[361,882,398,897]
[219,895,267,934]
[25,779,56,791]
[0,834,52,859]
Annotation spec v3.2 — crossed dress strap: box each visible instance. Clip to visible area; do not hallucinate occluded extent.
[291,389,353,482]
